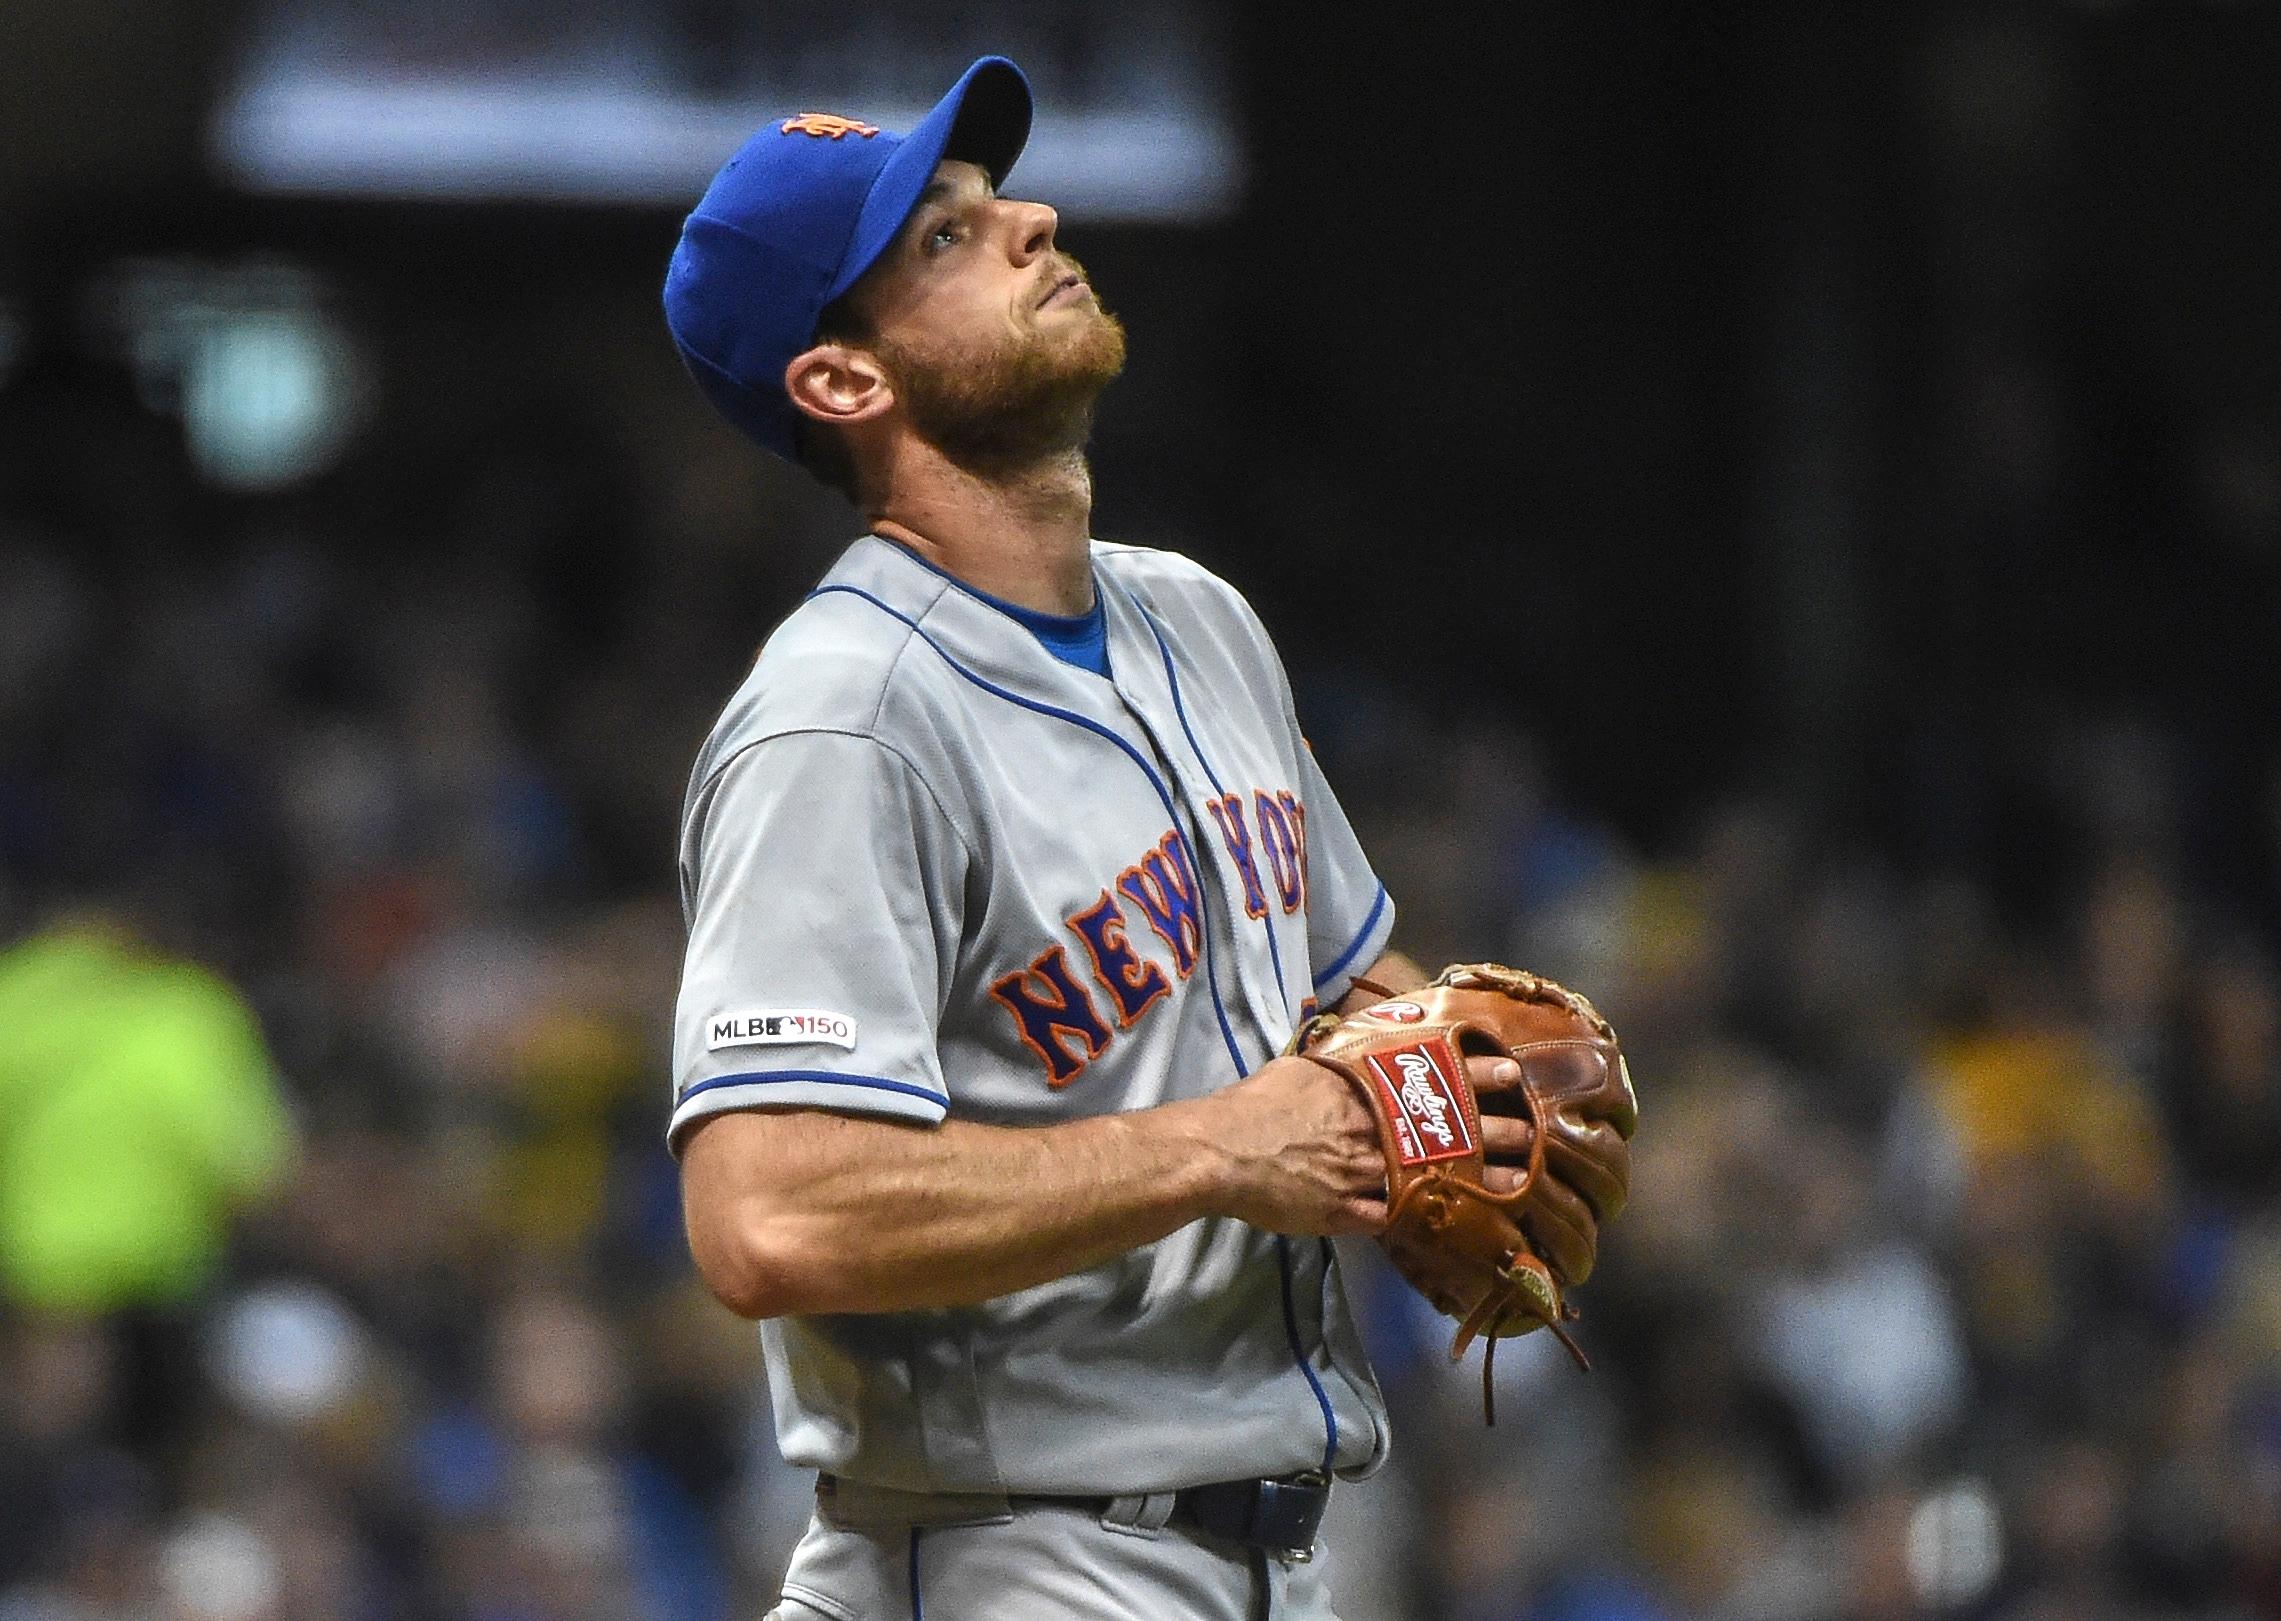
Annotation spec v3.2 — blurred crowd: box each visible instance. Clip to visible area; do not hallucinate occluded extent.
[1336,726,2281,1621]
[3,319,2279,1621]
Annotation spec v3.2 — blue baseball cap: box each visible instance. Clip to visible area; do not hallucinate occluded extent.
[663,56,1033,461]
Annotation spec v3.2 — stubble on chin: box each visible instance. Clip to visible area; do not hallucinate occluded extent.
[881,300,1129,479]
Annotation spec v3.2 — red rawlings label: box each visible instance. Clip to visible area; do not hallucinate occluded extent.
[1362,1035,1475,1166]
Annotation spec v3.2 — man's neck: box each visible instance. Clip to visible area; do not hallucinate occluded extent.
[870,443,1096,617]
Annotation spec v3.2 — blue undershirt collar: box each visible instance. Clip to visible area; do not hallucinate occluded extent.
[992,592,1110,678]
[881,538,1112,678]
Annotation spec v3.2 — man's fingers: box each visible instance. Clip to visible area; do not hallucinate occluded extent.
[1340,1197,1390,1235]
[1480,1112,1535,1162]
[1467,1055,1523,1094]
[1471,1054,1539,1171]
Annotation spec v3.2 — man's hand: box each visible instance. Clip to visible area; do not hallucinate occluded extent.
[1189,1055,1384,1235]
[1192,1053,1533,1236]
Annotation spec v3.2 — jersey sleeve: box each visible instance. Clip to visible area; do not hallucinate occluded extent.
[1291,734,1396,1008]
[668,729,966,1153]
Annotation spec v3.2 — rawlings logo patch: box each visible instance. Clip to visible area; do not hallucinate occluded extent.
[1363,1036,1475,1166]
[707,1009,856,1051]
[1368,1001,1426,1023]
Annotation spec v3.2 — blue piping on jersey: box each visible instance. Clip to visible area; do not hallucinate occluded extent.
[677,1070,948,1111]
[879,536,1096,620]
[807,583,1249,1081]
[1125,593,1295,1027]
[1311,883,1390,994]
[1123,587,1339,1482]
[1274,1236,1340,1476]
[908,1526,924,1620]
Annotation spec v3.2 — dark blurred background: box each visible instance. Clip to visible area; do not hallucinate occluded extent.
[3,4,2278,1619]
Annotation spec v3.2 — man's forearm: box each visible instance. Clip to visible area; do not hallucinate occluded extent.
[680,1047,1386,1319]
[684,1103,1228,1316]
[681,945,1430,1321]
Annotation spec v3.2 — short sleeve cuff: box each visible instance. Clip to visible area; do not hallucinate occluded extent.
[667,1069,950,1155]
[1309,884,1395,1007]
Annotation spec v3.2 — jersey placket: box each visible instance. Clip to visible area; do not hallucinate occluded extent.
[1103,655,1290,1069]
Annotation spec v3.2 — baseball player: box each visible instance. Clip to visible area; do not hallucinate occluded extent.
[661,57,1534,1620]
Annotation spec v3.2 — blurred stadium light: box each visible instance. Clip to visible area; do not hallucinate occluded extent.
[87,260,367,491]
[208,0,1243,218]
[1905,1478,2004,1612]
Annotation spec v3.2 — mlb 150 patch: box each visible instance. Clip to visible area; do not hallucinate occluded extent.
[707,1009,857,1051]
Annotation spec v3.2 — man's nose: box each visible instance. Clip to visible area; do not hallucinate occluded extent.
[1005,199,1058,263]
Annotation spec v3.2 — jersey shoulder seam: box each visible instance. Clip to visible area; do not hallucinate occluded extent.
[702,725,977,867]
[863,610,930,735]
[786,564,953,736]
[726,577,950,753]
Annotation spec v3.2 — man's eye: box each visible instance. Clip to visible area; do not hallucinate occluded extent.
[925,220,961,253]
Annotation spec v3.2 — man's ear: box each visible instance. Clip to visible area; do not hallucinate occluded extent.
[785,343,894,429]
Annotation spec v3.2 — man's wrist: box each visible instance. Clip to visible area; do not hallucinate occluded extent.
[1135,1093,1244,1225]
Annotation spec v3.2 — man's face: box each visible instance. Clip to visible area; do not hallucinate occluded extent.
[846,160,1126,472]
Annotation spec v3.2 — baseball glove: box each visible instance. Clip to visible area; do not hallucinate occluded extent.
[1293,964,1637,1421]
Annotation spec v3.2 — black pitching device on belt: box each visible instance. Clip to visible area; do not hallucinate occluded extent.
[1172,1472,1332,1561]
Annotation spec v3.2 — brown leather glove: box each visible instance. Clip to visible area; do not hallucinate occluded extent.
[1294,964,1638,1420]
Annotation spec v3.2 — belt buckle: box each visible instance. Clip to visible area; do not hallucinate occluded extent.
[1253,1470,1330,1564]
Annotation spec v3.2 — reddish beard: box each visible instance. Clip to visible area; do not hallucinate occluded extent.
[876,295,1127,478]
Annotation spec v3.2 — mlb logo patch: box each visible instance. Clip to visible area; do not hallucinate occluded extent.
[707,1009,857,1051]
[1361,1035,1475,1166]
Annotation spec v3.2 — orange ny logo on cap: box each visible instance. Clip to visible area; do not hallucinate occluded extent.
[780,113,881,140]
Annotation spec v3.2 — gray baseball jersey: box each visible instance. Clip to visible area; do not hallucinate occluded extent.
[669,534,1398,1497]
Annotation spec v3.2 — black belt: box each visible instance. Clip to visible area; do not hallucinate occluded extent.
[814,1471,1333,1562]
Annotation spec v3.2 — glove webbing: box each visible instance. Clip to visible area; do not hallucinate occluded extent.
[1433,1072,1592,1425]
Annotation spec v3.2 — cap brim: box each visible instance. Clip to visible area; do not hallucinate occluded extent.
[822,56,1033,305]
